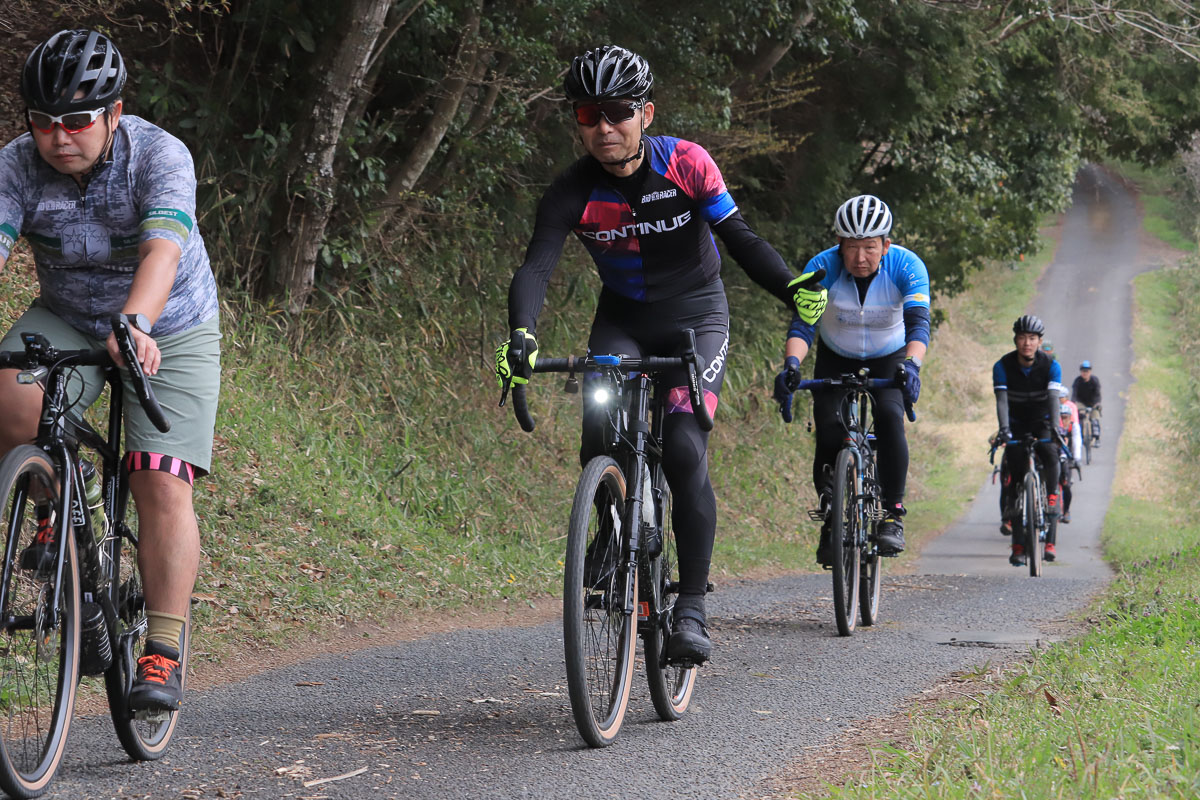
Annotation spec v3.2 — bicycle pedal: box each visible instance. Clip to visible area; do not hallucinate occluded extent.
[807,508,826,522]
[134,709,172,724]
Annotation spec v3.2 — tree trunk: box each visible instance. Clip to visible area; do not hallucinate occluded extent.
[731,5,815,96]
[373,0,484,233]
[262,0,394,313]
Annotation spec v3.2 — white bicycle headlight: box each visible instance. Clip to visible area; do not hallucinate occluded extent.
[592,387,612,405]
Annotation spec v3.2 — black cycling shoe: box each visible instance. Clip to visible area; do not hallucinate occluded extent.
[876,516,905,556]
[666,600,711,665]
[815,518,834,568]
[129,640,184,712]
[19,511,56,579]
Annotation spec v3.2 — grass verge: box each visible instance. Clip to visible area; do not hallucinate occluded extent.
[801,255,1200,800]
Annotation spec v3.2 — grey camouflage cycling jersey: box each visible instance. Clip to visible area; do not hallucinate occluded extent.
[0,115,218,339]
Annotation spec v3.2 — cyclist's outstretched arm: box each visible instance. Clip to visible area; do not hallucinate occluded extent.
[712,211,794,306]
[507,175,586,333]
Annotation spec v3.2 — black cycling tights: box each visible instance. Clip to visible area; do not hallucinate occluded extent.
[811,345,908,508]
[579,283,728,598]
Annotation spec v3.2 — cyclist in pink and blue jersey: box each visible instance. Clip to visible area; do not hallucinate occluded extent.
[496,45,822,664]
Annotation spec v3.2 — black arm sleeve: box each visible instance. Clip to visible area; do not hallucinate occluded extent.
[711,211,794,307]
[507,180,586,334]
[996,390,1010,430]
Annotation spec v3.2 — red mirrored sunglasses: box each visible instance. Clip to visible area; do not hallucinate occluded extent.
[27,107,107,134]
[573,100,643,127]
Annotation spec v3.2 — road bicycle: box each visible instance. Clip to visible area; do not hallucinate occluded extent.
[0,315,185,798]
[500,329,712,747]
[792,370,907,637]
[1078,406,1096,464]
[990,432,1055,577]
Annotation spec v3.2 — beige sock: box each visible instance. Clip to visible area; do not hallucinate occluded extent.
[146,611,187,653]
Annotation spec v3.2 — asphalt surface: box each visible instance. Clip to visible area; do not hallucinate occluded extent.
[38,165,1159,799]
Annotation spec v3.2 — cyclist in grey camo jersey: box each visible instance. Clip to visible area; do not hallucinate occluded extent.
[0,30,220,712]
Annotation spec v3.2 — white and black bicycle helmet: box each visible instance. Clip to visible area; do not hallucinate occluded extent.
[563,45,654,103]
[21,29,126,114]
[1013,315,1045,336]
[834,195,893,239]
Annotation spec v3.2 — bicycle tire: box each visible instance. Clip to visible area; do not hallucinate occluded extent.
[830,448,861,636]
[642,468,696,721]
[563,457,636,747]
[1081,418,1092,465]
[1024,473,1042,578]
[0,446,81,799]
[105,509,189,760]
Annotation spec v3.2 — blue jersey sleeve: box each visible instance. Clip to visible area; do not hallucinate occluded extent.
[1048,359,1063,394]
[993,360,1008,392]
[894,248,931,310]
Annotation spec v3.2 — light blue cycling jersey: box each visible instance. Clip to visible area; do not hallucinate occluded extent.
[0,115,218,339]
[790,244,931,360]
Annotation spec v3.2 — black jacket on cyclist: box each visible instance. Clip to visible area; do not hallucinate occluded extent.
[505,135,794,598]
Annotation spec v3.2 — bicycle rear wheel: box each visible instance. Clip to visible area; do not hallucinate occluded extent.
[642,471,696,721]
[0,446,81,799]
[830,448,861,636]
[1024,474,1043,577]
[105,510,189,760]
[563,457,636,747]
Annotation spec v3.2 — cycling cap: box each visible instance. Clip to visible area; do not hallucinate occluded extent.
[1012,315,1045,336]
[21,29,126,114]
[1080,360,1091,369]
[564,45,654,103]
[834,195,892,239]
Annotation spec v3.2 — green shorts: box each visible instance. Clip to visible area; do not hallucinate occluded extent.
[0,304,222,475]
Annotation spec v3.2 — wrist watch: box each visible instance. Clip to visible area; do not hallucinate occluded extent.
[125,313,151,334]
[906,355,923,368]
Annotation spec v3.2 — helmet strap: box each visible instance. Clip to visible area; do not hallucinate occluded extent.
[80,108,117,186]
[601,136,644,168]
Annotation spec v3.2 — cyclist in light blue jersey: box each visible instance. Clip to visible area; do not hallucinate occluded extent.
[0,30,220,712]
[773,196,930,565]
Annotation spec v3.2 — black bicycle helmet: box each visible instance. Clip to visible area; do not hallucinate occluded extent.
[1013,315,1045,336]
[21,29,126,115]
[563,45,653,103]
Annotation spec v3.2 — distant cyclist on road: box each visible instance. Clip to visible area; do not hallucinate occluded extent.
[496,45,819,664]
[1071,360,1102,447]
[772,195,930,565]
[992,315,1062,566]
[1056,387,1081,531]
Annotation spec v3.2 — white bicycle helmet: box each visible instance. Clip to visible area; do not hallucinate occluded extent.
[834,195,892,239]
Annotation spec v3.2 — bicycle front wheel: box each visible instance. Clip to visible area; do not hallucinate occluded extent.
[563,457,636,747]
[642,472,696,721]
[830,448,861,636]
[0,446,81,799]
[1024,474,1043,578]
[105,515,189,761]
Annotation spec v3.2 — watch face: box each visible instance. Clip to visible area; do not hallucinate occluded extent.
[128,313,151,333]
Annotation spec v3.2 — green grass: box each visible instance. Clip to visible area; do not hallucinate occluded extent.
[802,258,1200,800]
[1111,160,1198,252]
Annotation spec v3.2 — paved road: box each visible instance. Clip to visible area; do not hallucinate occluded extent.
[41,166,1160,799]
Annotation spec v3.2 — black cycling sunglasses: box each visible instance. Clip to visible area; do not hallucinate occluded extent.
[573,100,643,127]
